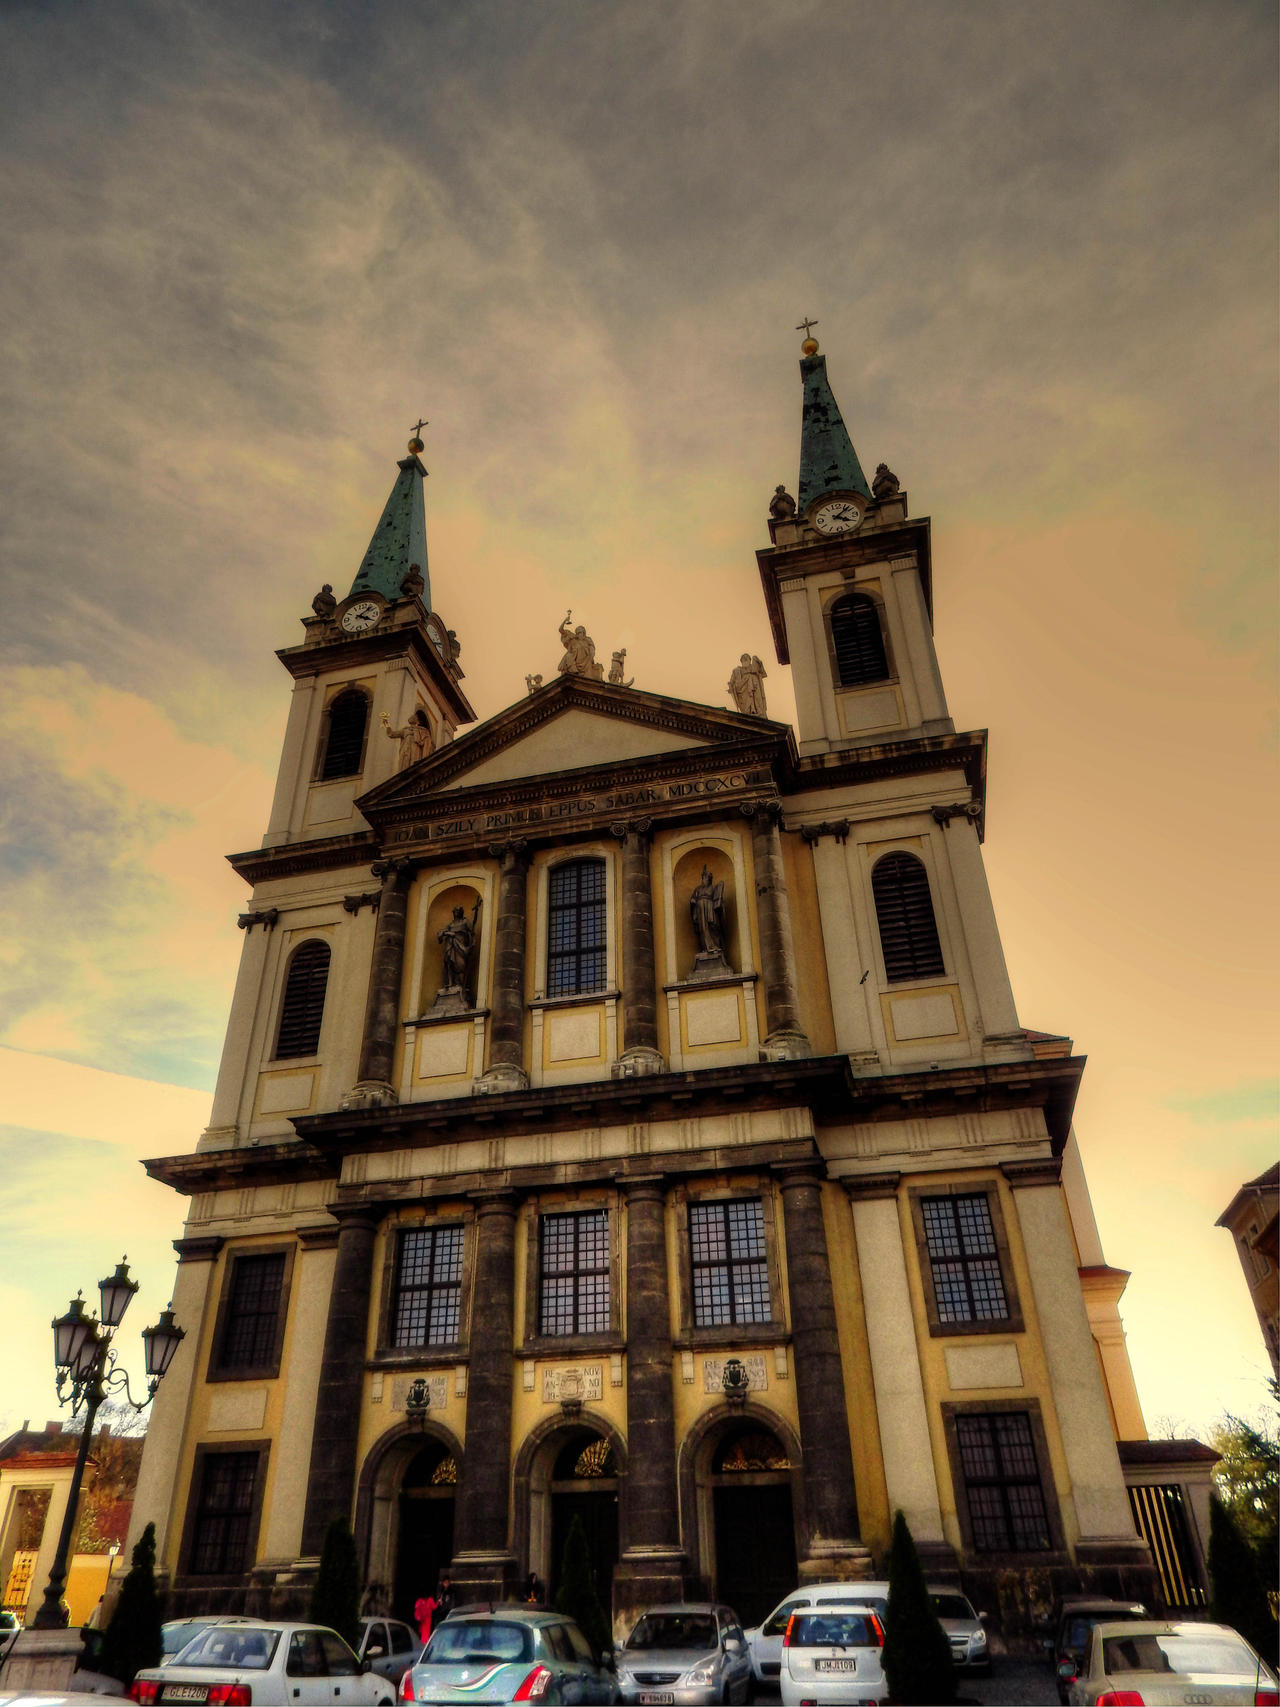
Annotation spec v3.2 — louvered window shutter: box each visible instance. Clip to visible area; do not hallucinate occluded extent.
[275,940,331,1057]
[320,689,369,780]
[830,594,889,686]
[872,852,945,982]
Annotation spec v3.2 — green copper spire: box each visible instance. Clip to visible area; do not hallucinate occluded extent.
[349,449,430,605]
[797,349,871,512]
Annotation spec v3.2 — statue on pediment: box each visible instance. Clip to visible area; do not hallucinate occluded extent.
[381,707,432,769]
[728,653,768,718]
[558,610,605,680]
[608,648,634,687]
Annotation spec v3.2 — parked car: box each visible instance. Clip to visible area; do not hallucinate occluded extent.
[0,1611,21,1663]
[778,1603,886,1707]
[1050,1596,1148,1702]
[1066,1618,1279,1706]
[356,1620,421,1685]
[615,1604,750,1705]
[928,1588,990,1673]
[398,1607,616,1704]
[745,1582,889,1684]
[160,1618,270,1666]
[130,1621,395,1706]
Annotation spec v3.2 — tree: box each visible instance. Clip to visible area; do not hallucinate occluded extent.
[97,1521,162,1685]
[308,1519,362,1651]
[881,1509,955,1706]
[1210,1381,1279,1572]
[552,1513,611,1659]
[1208,1495,1277,1663]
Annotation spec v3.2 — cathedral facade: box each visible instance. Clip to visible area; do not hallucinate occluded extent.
[129,341,1160,1634]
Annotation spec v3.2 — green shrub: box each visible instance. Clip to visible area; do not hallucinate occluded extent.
[97,1522,162,1685]
[552,1513,611,1658]
[1208,1494,1277,1663]
[308,1519,362,1652]
[881,1509,955,1705]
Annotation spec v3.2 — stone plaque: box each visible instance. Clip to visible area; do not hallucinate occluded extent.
[944,1343,1023,1392]
[685,990,742,1047]
[390,1373,449,1412]
[416,1025,470,1078]
[207,1387,267,1432]
[547,1008,602,1063]
[259,1072,314,1114]
[702,1354,768,1394]
[542,1365,603,1403]
[889,991,959,1041]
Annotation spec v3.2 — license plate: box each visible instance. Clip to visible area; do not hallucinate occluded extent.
[638,1695,675,1704]
[815,1658,856,1671]
[163,1689,210,1702]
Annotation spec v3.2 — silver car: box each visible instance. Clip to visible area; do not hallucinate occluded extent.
[1067,1619,1279,1706]
[928,1588,989,1672]
[616,1605,751,1706]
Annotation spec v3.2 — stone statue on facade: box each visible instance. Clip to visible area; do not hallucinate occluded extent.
[608,648,634,687]
[525,673,543,695]
[728,654,768,717]
[435,900,481,1007]
[689,865,731,978]
[380,708,432,769]
[557,610,605,680]
[311,583,337,618]
[872,463,900,500]
[769,485,797,520]
[400,563,425,599]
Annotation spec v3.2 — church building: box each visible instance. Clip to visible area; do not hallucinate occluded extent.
[129,334,1168,1635]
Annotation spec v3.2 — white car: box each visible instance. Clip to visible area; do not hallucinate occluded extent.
[745,1582,889,1685]
[778,1603,886,1707]
[130,1621,396,1707]
[1066,1619,1279,1706]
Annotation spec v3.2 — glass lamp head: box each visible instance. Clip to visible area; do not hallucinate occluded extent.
[98,1260,139,1329]
[142,1307,185,1381]
[52,1295,94,1372]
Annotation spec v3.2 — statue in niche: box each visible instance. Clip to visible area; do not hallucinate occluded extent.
[380,707,432,769]
[689,865,731,978]
[557,610,605,680]
[311,583,336,619]
[400,563,425,599]
[434,899,481,1008]
[608,648,634,687]
[769,485,797,520]
[872,462,900,500]
[728,654,768,717]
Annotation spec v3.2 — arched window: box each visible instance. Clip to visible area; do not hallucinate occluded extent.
[830,593,889,687]
[546,859,607,997]
[872,852,945,983]
[275,939,331,1058]
[319,688,369,781]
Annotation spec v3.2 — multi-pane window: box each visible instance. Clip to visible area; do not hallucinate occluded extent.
[189,1450,260,1574]
[319,688,369,780]
[539,1210,610,1336]
[546,860,607,998]
[830,593,890,687]
[275,940,330,1059]
[872,852,945,982]
[391,1226,464,1347]
[216,1252,287,1372]
[921,1195,1009,1323]
[690,1199,771,1327]
[954,1412,1051,1552]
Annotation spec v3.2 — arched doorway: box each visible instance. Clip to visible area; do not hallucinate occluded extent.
[517,1423,621,1612]
[392,1439,457,1622]
[703,1419,797,1627]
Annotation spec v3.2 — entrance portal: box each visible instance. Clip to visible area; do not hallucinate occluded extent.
[393,1441,456,1623]
[709,1426,796,1627]
[547,1431,619,1612]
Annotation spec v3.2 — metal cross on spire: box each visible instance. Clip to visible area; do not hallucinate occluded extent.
[795,317,819,340]
[410,418,428,438]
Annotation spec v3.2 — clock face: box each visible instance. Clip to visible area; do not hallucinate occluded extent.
[812,499,863,535]
[340,599,382,633]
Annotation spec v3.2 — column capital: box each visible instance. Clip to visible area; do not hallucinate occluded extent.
[1001,1155,1063,1189]
[487,839,530,869]
[621,1175,667,1205]
[773,1158,827,1192]
[468,1187,521,1218]
[173,1235,224,1264]
[370,855,417,881]
[330,1204,383,1233]
[843,1171,902,1202]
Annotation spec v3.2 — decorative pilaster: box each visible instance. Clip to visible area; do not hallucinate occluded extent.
[776,1163,872,1580]
[612,820,665,1077]
[451,1192,519,1600]
[615,1178,685,1614]
[343,857,414,1110]
[745,805,811,1060]
[476,843,530,1094]
[301,1208,381,1554]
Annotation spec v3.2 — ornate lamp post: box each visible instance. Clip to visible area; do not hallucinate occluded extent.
[31,1260,185,1630]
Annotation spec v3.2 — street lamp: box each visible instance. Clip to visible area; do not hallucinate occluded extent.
[32,1260,185,1630]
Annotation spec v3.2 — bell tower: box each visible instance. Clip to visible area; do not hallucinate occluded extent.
[758,330,952,757]
[261,432,474,849]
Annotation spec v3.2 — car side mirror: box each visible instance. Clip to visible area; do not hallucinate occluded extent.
[1057,1661,1077,1682]
[725,1638,743,1654]
[977,1612,988,1623]
[365,1645,386,1660]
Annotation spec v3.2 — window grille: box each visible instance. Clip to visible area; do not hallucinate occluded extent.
[190,1451,260,1574]
[539,1209,610,1335]
[872,852,945,982]
[216,1252,287,1372]
[955,1412,1051,1552]
[830,593,889,687]
[690,1199,771,1326]
[391,1226,464,1347]
[275,940,330,1058]
[546,860,607,998]
[921,1195,1009,1322]
[319,689,369,780]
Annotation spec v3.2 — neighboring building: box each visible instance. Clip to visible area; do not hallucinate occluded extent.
[130,337,1165,1636]
[1216,1162,1280,1379]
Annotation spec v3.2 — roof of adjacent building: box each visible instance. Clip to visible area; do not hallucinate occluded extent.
[1215,1160,1280,1228]
[348,453,430,605]
[797,352,872,511]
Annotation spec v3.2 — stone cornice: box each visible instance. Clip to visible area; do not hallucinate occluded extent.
[275,617,475,725]
[227,829,379,888]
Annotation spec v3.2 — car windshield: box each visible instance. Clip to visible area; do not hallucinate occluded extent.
[422,1622,533,1666]
[930,1595,976,1621]
[1103,1633,1259,1677]
[172,1628,280,1670]
[628,1615,717,1651]
[790,1613,880,1649]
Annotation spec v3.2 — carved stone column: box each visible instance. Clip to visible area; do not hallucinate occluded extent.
[614,1178,685,1616]
[612,819,665,1077]
[343,857,414,1109]
[776,1163,872,1580]
[451,1191,518,1601]
[301,1208,381,1555]
[746,804,811,1060]
[476,843,530,1094]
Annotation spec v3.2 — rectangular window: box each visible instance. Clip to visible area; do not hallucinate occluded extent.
[546,861,607,998]
[954,1412,1051,1552]
[689,1199,771,1326]
[391,1226,464,1347]
[189,1450,260,1575]
[921,1194,1009,1323]
[215,1252,287,1373]
[539,1209,609,1336]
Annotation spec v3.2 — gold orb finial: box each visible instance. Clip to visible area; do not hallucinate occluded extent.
[408,436,424,454]
[801,338,819,356]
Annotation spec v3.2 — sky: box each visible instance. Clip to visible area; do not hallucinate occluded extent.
[0,0,1275,1445]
